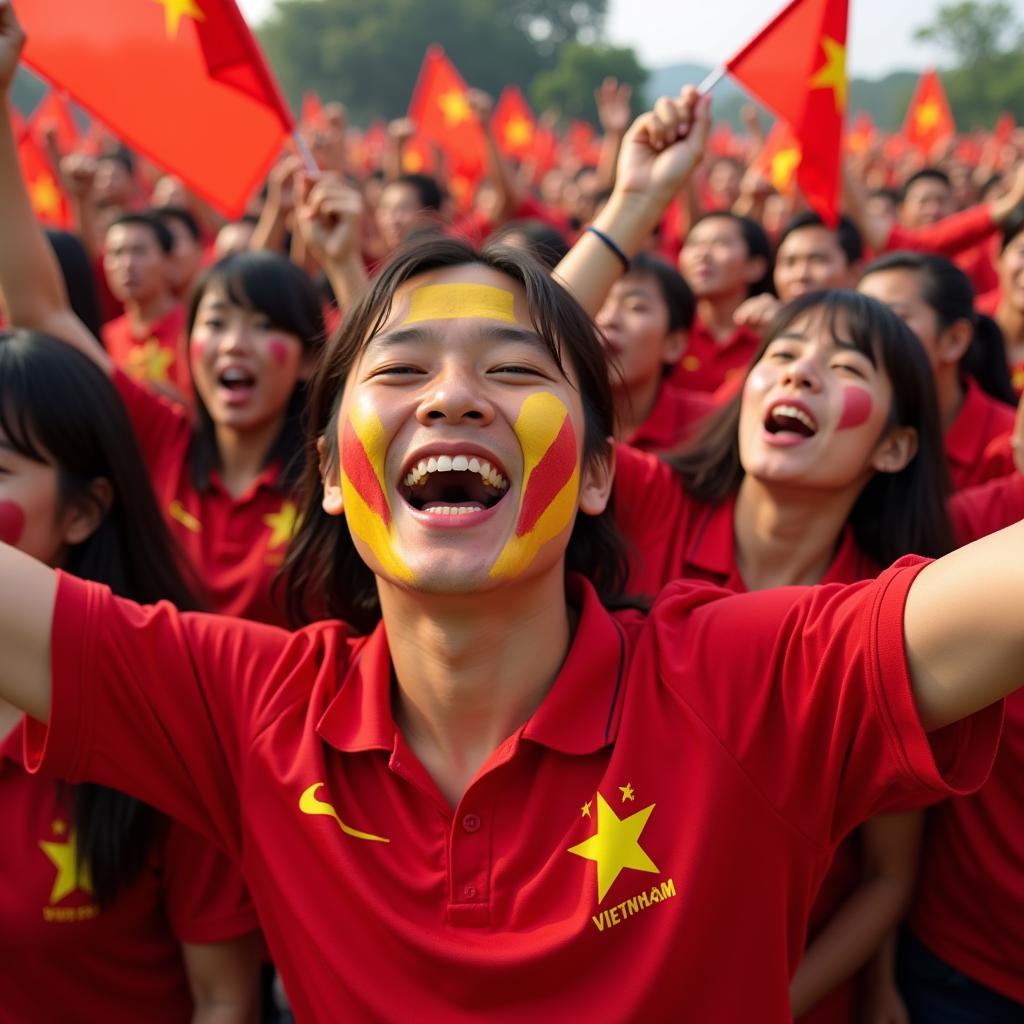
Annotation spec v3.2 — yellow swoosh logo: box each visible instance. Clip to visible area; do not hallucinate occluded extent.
[298,783,390,844]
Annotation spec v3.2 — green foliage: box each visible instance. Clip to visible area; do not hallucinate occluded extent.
[531,42,647,125]
[257,0,616,124]
[914,1,1024,127]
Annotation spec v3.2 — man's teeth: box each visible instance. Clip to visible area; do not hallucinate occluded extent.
[770,404,817,432]
[403,456,509,490]
[423,504,485,516]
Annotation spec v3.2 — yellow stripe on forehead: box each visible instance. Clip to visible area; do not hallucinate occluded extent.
[404,283,517,324]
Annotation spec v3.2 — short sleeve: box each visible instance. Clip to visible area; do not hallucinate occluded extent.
[24,573,308,856]
[112,367,192,472]
[161,822,259,944]
[650,559,1003,847]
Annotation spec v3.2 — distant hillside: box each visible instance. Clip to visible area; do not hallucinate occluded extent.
[648,61,921,133]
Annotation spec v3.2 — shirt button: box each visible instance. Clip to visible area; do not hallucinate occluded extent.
[463,885,478,900]
[461,813,481,833]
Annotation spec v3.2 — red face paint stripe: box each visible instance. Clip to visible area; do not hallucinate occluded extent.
[341,421,391,526]
[837,386,873,430]
[0,500,26,546]
[516,415,576,537]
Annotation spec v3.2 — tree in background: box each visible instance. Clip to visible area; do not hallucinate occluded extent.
[914,0,1024,126]
[531,42,647,123]
[257,0,632,126]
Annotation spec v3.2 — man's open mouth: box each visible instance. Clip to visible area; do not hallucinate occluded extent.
[399,454,510,516]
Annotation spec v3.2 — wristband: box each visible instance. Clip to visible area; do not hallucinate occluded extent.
[585,226,630,271]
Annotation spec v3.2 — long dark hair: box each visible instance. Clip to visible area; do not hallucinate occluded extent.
[671,290,955,564]
[0,330,201,905]
[860,251,1016,404]
[186,251,326,493]
[281,236,630,631]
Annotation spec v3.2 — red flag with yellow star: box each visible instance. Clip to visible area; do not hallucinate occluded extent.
[407,46,485,185]
[29,89,79,154]
[17,0,293,216]
[492,86,536,161]
[752,120,802,194]
[15,112,72,228]
[902,69,955,157]
[725,0,848,225]
[845,110,876,156]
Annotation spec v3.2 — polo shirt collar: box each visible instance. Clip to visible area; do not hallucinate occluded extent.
[316,575,630,757]
[208,461,282,503]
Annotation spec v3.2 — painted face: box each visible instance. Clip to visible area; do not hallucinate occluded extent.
[190,287,306,434]
[774,226,852,302]
[0,432,70,566]
[330,265,592,594]
[737,309,896,491]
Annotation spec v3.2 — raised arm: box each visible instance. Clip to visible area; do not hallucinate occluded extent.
[0,1,109,369]
[554,86,710,317]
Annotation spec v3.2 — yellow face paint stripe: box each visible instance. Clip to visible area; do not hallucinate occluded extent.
[404,283,517,324]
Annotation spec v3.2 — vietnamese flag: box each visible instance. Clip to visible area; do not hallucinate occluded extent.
[13,111,72,228]
[408,46,485,183]
[492,86,536,161]
[995,112,1015,147]
[17,0,294,217]
[845,110,876,156]
[725,0,849,225]
[753,120,802,193]
[902,69,955,157]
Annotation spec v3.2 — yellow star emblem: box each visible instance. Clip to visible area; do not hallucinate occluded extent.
[39,829,92,904]
[169,499,202,534]
[568,793,659,903]
[126,338,174,384]
[264,501,301,549]
[153,0,205,39]
[504,115,533,148]
[581,800,592,818]
[916,98,941,132]
[809,36,846,112]
[439,89,471,126]
[403,150,425,173]
[29,173,62,219]
[619,783,635,802]
[771,146,801,191]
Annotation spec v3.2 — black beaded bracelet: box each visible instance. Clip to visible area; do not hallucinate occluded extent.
[585,225,631,271]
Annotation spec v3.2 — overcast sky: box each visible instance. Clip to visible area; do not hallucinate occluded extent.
[236,0,1023,78]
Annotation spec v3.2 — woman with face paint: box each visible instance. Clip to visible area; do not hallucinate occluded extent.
[0,329,260,1021]
[4,9,1024,1019]
[0,37,337,625]
[858,251,1017,491]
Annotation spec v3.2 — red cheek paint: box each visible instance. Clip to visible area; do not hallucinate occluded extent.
[341,420,391,526]
[516,415,577,536]
[267,338,290,368]
[189,337,206,367]
[0,500,26,546]
[837,386,873,430]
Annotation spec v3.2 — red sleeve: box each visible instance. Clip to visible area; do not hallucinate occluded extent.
[162,822,258,944]
[885,205,996,258]
[23,574,332,857]
[112,367,192,473]
[649,559,1003,847]
[949,472,1024,546]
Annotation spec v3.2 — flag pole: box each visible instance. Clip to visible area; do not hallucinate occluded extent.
[292,130,320,177]
[696,65,727,96]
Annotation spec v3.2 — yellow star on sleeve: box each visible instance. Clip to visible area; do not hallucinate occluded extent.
[439,89,471,126]
[39,830,92,905]
[619,783,635,802]
[264,500,301,549]
[809,36,847,113]
[153,0,205,39]
[568,793,659,903]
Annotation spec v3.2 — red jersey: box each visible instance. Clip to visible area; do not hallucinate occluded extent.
[909,690,1024,1002]
[25,564,1000,1023]
[945,378,1016,490]
[949,472,1024,547]
[0,723,255,1023]
[625,384,716,455]
[613,444,879,596]
[113,368,297,626]
[102,304,191,404]
[669,313,760,394]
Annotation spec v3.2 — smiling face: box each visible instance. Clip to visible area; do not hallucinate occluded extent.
[322,265,609,595]
[190,286,307,433]
[738,308,905,491]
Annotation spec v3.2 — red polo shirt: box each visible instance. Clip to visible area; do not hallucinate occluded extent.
[113,369,297,626]
[24,563,1000,1023]
[102,304,191,404]
[668,314,760,394]
[0,723,256,1022]
[909,690,1024,1002]
[945,378,1016,490]
[613,445,879,596]
[625,384,716,455]
[949,472,1024,547]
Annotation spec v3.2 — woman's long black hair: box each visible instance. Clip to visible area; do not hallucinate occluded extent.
[0,330,202,905]
[671,290,956,565]
[280,236,631,631]
[185,251,326,493]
